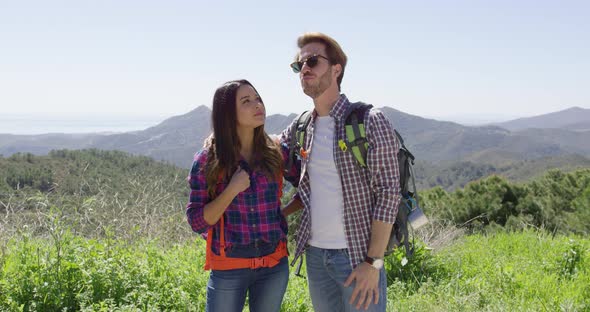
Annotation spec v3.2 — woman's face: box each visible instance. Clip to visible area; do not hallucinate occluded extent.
[235,84,265,130]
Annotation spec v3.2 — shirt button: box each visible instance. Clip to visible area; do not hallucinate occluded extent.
[250,208,254,212]
[252,224,256,228]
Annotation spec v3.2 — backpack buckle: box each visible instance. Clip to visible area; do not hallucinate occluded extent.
[251,257,267,268]
[299,148,308,159]
[338,139,347,152]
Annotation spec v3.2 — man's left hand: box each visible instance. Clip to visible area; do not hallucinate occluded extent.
[344,262,380,310]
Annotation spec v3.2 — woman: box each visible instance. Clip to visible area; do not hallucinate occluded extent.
[186,79,296,312]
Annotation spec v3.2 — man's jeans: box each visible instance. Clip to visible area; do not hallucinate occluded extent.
[305,246,387,312]
[206,242,289,312]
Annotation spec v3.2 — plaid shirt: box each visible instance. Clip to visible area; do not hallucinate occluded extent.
[281,94,401,268]
[186,146,298,255]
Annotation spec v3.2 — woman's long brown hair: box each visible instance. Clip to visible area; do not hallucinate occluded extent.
[203,79,282,198]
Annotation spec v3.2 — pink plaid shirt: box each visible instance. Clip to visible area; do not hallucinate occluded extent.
[280,94,401,268]
[186,145,299,255]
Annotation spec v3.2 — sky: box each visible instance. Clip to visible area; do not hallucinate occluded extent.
[1,0,589,133]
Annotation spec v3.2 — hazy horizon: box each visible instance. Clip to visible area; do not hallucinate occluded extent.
[0,112,167,135]
[0,106,567,135]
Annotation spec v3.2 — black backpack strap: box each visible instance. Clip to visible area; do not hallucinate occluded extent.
[285,111,312,175]
[386,197,414,258]
[394,129,415,164]
[393,129,420,258]
[289,111,312,279]
[299,111,313,143]
[294,255,305,278]
[394,129,419,205]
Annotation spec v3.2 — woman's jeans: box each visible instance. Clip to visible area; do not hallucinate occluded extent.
[305,245,387,312]
[206,242,289,312]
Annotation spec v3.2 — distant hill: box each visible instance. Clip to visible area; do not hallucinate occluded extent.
[0,149,187,196]
[90,105,212,168]
[265,113,298,135]
[0,107,299,168]
[2,105,590,169]
[563,121,590,132]
[493,107,590,131]
[415,154,590,191]
[0,133,104,155]
[379,107,590,164]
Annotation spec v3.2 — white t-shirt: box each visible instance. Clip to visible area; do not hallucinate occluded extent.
[308,115,347,249]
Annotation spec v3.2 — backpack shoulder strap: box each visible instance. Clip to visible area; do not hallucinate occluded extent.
[285,110,312,174]
[344,101,373,118]
[342,102,373,168]
[297,111,313,146]
[394,129,414,164]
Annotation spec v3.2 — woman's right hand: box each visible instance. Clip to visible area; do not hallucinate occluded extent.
[227,166,250,195]
[201,166,250,226]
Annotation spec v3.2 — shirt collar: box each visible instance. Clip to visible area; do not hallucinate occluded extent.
[327,94,350,120]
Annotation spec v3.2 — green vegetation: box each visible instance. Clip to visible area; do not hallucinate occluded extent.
[0,150,189,241]
[1,222,588,311]
[1,150,589,311]
[0,217,312,311]
[421,168,590,235]
[0,149,186,196]
[386,231,589,311]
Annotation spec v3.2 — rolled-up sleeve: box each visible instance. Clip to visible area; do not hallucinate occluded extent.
[186,150,211,233]
[366,110,401,224]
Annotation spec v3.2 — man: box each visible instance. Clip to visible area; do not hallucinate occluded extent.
[281,32,401,311]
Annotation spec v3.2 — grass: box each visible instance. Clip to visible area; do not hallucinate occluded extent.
[1,156,588,311]
[0,226,313,312]
[386,231,590,311]
[1,228,588,311]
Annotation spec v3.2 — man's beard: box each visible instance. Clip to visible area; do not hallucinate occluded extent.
[302,67,333,99]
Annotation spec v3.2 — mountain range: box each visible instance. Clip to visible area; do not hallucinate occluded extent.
[1,106,589,173]
[492,107,590,132]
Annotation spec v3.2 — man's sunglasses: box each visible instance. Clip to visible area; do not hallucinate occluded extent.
[290,54,330,73]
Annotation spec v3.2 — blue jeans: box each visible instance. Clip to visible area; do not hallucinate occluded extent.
[305,246,387,312]
[206,242,289,312]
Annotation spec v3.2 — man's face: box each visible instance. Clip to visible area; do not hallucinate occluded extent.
[298,42,334,99]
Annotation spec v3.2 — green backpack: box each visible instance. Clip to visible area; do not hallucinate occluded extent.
[287,102,425,273]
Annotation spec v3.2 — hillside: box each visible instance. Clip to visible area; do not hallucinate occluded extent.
[1,158,589,310]
[88,105,213,168]
[0,133,104,155]
[420,168,590,235]
[379,106,590,164]
[416,154,590,191]
[2,105,590,169]
[0,149,188,196]
[3,151,589,238]
[0,150,189,241]
[494,106,590,131]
